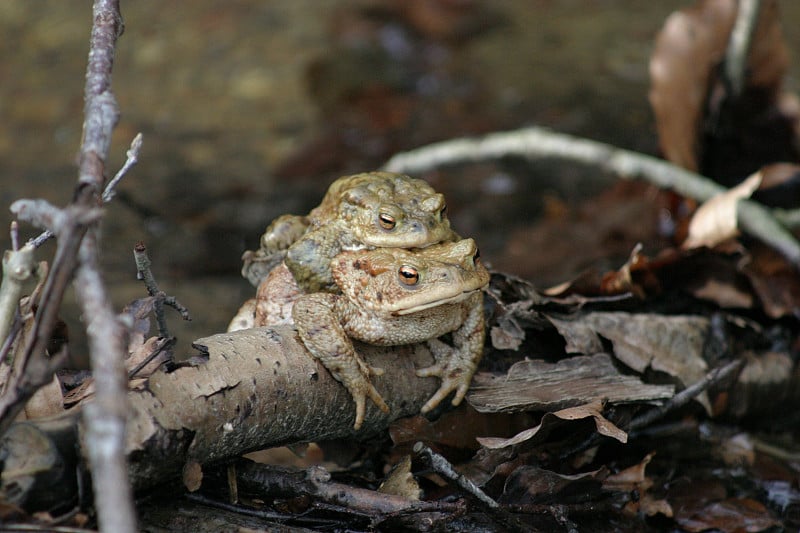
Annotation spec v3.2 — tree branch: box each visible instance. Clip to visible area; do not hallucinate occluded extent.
[383,126,800,267]
[73,1,137,532]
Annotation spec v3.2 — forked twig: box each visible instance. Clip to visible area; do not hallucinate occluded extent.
[133,241,191,339]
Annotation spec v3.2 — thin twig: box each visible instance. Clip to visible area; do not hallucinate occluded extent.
[0,525,100,533]
[628,358,745,432]
[723,0,761,98]
[133,241,191,338]
[383,126,800,267]
[10,221,19,252]
[29,230,53,249]
[127,335,173,378]
[0,314,21,368]
[413,442,534,531]
[133,242,168,336]
[559,359,742,457]
[102,133,143,203]
[186,492,347,527]
[413,442,498,509]
[27,132,142,251]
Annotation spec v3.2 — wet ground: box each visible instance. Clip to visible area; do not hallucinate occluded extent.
[2,1,799,360]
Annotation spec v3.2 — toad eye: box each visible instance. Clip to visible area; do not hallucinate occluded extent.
[473,248,481,264]
[398,265,419,285]
[379,212,396,230]
[439,204,447,220]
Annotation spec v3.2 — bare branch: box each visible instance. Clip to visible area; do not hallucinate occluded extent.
[723,0,761,98]
[235,460,462,516]
[383,126,800,267]
[72,1,137,532]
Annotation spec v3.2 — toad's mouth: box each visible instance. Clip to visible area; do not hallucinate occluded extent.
[392,288,481,315]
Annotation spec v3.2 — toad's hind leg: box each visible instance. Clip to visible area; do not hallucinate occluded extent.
[260,214,310,255]
[292,293,389,430]
[242,215,310,286]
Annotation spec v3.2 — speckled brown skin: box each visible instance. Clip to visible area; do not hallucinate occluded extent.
[249,172,459,292]
[291,239,489,430]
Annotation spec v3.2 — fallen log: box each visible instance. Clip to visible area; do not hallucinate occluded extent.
[1,325,441,507]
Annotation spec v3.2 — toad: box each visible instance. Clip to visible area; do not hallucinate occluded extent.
[241,172,458,290]
[291,238,489,430]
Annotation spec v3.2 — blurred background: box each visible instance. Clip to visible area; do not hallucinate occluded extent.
[1,1,798,362]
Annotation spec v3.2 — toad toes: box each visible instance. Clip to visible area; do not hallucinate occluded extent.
[292,238,489,430]
[242,171,458,290]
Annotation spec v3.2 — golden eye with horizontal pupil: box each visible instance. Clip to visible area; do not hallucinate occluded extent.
[378,212,396,230]
[398,265,419,285]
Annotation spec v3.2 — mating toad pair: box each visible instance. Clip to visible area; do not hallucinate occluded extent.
[230,172,489,429]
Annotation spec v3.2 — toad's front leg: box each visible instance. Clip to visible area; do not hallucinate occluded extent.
[286,227,343,293]
[416,292,485,413]
[292,293,389,430]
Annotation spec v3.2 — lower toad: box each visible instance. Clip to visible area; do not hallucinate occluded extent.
[293,238,489,429]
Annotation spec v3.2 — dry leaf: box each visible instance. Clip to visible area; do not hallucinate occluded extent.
[389,405,533,452]
[122,296,158,352]
[501,466,605,504]
[467,354,674,414]
[22,375,64,420]
[378,455,421,500]
[604,453,674,518]
[727,351,794,418]
[740,243,800,318]
[676,498,781,532]
[650,0,737,171]
[182,460,203,492]
[692,278,754,308]
[548,312,710,411]
[650,0,796,179]
[477,400,627,450]
[489,314,526,351]
[716,432,755,466]
[62,378,95,407]
[683,172,762,249]
[126,336,173,378]
[603,452,655,490]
